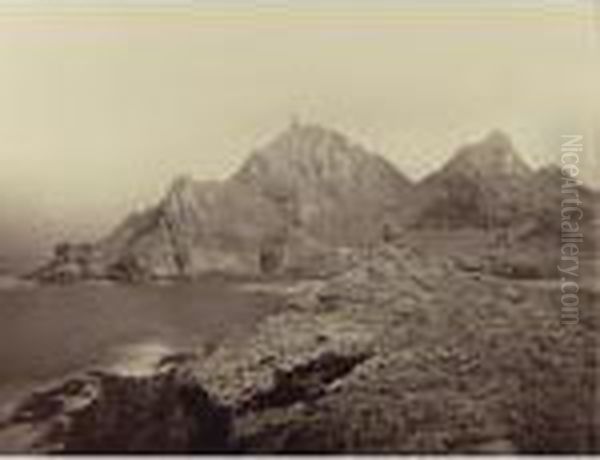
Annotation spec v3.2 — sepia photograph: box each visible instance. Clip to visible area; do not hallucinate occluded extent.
[0,0,598,454]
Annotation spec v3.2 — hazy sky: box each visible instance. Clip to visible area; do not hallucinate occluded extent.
[0,1,598,267]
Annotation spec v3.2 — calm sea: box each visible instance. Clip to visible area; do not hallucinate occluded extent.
[0,280,279,409]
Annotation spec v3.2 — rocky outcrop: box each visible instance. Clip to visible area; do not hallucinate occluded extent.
[0,369,233,454]
[204,241,595,453]
[33,123,410,282]
[228,244,596,453]
[486,164,597,279]
[31,243,106,283]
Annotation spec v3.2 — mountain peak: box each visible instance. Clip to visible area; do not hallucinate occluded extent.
[446,130,531,178]
[482,129,514,151]
[271,121,352,156]
[235,121,385,186]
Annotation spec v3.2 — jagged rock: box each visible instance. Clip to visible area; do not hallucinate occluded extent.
[0,369,233,454]
[194,308,376,410]
[33,123,410,282]
[307,243,450,310]
[31,243,105,283]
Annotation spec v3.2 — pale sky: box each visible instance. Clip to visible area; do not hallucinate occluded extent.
[0,1,598,268]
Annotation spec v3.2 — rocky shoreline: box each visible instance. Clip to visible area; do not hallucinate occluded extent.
[1,242,596,453]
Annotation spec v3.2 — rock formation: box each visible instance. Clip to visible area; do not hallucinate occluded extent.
[400,130,532,231]
[33,123,410,282]
[395,131,597,279]
[0,369,234,453]
[31,126,597,283]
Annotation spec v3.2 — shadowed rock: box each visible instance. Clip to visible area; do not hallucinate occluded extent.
[0,370,233,454]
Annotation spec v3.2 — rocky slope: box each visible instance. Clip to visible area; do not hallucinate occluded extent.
[400,130,533,231]
[395,131,597,279]
[33,123,410,282]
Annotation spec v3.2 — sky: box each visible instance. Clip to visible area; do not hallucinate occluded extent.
[0,0,598,269]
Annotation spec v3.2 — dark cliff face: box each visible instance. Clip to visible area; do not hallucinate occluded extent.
[34,123,411,281]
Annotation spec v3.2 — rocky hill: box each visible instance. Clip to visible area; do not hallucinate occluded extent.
[393,131,597,279]
[33,123,410,282]
[400,130,532,231]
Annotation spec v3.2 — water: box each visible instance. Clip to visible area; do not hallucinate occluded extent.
[0,280,279,408]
